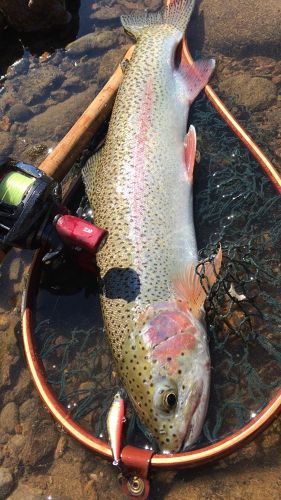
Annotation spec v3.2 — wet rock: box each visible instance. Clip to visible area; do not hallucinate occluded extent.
[90,3,124,22]
[6,368,32,406]
[0,468,14,499]
[0,131,12,156]
[189,0,281,57]
[8,103,33,122]
[265,106,281,128]
[144,0,162,10]
[276,146,281,159]
[97,45,130,83]
[7,433,26,454]
[86,463,123,499]
[30,104,47,115]
[8,482,43,500]
[0,0,71,33]
[0,434,9,445]
[6,55,30,78]
[90,0,161,23]
[19,398,39,421]
[0,352,12,391]
[54,434,68,460]
[0,315,10,332]
[61,76,86,93]
[71,59,100,84]
[26,84,98,144]
[219,74,277,111]
[9,122,28,140]
[84,479,98,500]
[46,460,85,499]
[66,31,120,57]
[0,402,19,434]
[3,320,19,357]
[21,143,48,165]
[0,115,11,132]
[50,88,70,102]
[20,420,58,466]
[19,65,65,105]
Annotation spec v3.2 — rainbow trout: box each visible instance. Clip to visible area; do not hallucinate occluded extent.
[83,0,222,453]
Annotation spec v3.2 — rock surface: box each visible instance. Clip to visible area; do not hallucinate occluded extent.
[0,0,71,32]
[189,0,281,57]
[8,482,43,500]
[0,402,19,434]
[18,64,65,105]
[0,468,14,500]
[219,73,278,111]
[8,103,33,123]
[20,419,58,466]
[66,31,121,56]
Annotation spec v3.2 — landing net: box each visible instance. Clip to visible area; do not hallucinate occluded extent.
[35,94,281,451]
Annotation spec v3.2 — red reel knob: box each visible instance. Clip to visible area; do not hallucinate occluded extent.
[55,215,107,254]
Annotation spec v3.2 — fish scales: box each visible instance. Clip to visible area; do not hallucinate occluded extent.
[83,0,221,452]
[87,26,195,354]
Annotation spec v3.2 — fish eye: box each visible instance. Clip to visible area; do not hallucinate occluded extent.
[154,381,178,413]
[163,391,178,410]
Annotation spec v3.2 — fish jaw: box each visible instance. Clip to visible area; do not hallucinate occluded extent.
[120,302,210,453]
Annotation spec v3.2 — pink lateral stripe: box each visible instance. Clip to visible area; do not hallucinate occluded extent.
[131,78,154,268]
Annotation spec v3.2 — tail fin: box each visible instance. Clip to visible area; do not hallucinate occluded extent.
[121,0,195,39]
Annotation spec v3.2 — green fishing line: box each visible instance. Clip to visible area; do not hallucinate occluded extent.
[0,172,35,206]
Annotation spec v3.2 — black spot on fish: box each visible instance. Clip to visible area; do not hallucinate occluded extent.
[102,267,141,302]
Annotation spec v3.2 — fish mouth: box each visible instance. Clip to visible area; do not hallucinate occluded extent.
[159,385,205,454]
[182,383,205,451]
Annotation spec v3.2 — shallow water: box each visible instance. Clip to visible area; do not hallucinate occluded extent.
[0,1,280,499]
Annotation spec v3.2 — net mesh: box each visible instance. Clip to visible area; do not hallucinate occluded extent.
[34,94,281,451]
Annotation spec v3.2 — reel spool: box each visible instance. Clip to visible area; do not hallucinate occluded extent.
[0,159,60,252]
[0,160,107,266]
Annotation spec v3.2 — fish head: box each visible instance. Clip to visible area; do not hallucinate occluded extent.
[121,302,210,453]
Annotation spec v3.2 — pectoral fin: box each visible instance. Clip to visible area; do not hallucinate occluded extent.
[173,246,222,319]
[184,124,196,183]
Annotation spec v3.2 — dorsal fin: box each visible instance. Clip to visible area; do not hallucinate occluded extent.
[173,246,222,319]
